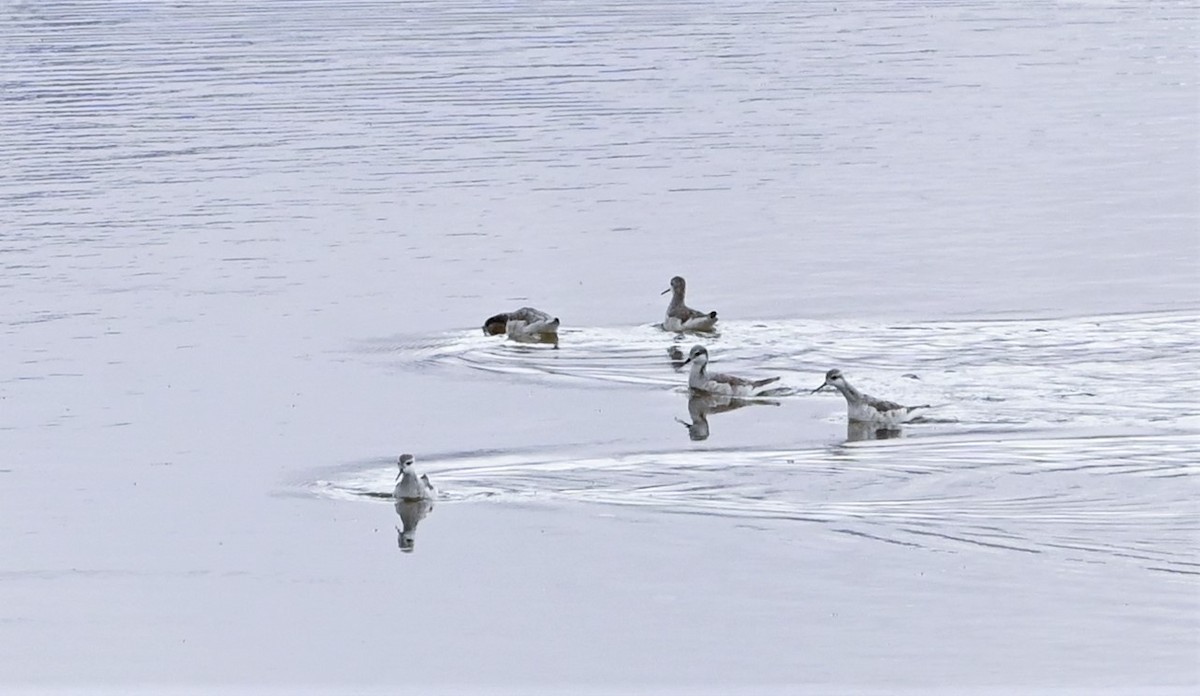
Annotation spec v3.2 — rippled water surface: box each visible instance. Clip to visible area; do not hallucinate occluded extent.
[324,311,1200,576]
[1,0,1197,691]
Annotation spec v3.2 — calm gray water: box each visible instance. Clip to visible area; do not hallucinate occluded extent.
[2,0,1198,692]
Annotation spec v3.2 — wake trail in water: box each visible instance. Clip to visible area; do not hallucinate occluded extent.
[361,310,1200,434]
[319,310,1200,574]
[313,432,1200,576]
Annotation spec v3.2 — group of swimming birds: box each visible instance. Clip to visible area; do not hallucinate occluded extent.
[392,275,931,506]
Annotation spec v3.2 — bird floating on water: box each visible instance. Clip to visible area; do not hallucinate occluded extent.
[482,307,560,342]
[661,276,718,332]
[393,454,437,502]
[811,369,929,427]
[682,345,780,396]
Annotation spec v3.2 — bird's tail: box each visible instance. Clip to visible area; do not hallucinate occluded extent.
[752,376,781,389]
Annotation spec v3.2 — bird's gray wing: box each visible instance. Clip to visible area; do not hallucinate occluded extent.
[711,372,753,387]
[668,304,713,321]
[867,395,906,413]
[510,307,551,323]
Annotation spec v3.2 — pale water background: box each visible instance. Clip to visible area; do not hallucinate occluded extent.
[1,0,1198,693]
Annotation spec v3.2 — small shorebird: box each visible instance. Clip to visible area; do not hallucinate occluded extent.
[682,345,780,396]
[482,307,560,342]
[393,454,437,502]
[661,276,718,332]
[811,369,929,427]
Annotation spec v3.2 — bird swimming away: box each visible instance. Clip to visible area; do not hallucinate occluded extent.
[811,369,929,427]
[681,345,780,396]
[394,454,437,502]
[482,307,560,342]
[661,276,718,332]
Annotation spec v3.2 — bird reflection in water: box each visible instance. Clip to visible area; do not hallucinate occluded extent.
[666,345,688,369]
[845,421,904,443]
[512,332,560,349]
[395,498,434,553]
[676,393,779,441]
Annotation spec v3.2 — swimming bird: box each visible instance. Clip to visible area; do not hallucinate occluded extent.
[681,345,780,396]
[661,276,718,332]
[811,369,929,427]
[482,307,560,342]
[393,454,437,502]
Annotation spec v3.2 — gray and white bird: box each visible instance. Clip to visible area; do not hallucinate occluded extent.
[682,345,780,396]
[661,276,718,332]
[393,454,437,502]
[482,307,560,342]
[812,369,929,427]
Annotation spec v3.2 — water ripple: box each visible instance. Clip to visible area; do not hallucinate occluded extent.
[312,432,1200,575]
[364,310,1200,433]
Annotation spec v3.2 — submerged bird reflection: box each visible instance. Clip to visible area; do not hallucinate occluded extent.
[509,332,560,348]
[676,393,778,441]
[666,345,688,369]
[845,421,904,443]
[394,498,434,553]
